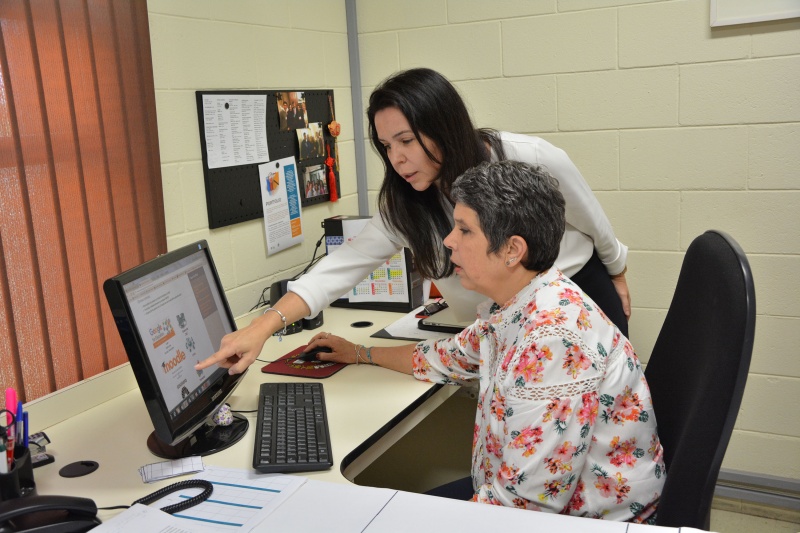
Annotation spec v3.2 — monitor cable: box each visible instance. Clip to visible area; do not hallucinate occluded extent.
[248,231,327,312]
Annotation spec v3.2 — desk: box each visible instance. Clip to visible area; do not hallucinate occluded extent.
[23,307,701,532]
[24,308,454,516]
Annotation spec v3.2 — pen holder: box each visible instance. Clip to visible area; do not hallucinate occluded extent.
[0,446,36,502]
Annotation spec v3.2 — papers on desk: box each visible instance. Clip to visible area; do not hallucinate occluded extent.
[93,504,195,533]
[101,467,305,533]
[371,305,453,342]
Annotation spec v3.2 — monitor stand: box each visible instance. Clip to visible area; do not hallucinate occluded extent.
[146,413,249,459]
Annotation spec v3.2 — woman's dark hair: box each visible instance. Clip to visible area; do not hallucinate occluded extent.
[367,68,506,279]
[451,161,566,272]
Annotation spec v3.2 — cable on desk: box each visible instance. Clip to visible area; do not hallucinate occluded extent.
[99,479,214,514]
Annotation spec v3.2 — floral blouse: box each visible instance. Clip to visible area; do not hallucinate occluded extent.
[412,268,665,522]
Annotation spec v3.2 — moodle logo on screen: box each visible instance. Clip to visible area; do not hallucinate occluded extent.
[163,349,186,373]
[150,318,175,348]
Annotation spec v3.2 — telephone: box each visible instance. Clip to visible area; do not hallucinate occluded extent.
[0,494,100,533]
[0,479,213,532]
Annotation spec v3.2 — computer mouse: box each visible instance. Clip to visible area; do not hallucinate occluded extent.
[295,346,333,362]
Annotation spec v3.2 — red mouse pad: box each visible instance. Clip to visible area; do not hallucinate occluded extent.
[261,345,346,379]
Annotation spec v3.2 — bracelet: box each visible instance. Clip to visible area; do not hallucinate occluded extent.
[354,344,363,365]
[264,308,287,341]
[366,346,376,366]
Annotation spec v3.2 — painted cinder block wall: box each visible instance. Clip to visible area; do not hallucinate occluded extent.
[148,0,800,479]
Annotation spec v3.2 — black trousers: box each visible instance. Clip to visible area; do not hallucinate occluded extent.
[569,251,629,338]
[425,476,474,500]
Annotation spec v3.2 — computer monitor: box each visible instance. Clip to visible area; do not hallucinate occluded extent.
[103,240,248,459]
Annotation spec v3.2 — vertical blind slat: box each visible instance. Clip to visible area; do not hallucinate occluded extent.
[0,0,55,400]
[28,0,84,388]
[34,0,102,383]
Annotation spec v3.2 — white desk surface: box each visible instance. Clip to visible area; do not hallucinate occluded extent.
[25,308,451,512]
[24,306,704,532]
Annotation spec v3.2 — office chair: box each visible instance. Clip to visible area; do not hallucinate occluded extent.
[644,230,755,530]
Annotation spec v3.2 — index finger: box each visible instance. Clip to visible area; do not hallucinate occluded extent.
[195,348,234,371]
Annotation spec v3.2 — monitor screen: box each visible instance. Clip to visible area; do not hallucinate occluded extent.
[103,240,248,458]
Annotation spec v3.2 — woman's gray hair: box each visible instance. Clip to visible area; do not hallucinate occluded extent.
[450,160,566,272]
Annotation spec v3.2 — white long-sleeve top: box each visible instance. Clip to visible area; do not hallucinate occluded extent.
[289,133,627,318]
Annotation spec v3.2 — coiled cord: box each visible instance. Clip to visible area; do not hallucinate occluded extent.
[130,479,213,514]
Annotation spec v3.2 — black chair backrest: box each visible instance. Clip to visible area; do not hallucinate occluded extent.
[645,230,755,530]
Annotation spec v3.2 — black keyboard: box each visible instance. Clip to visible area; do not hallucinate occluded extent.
[252,382,333,473]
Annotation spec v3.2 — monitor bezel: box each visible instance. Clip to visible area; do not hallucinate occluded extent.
[103,240,247,447]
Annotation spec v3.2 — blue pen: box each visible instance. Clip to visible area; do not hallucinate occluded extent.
[22,412,28,448]
[15,402,23,443]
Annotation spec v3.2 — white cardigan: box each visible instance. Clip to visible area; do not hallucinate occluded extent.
[289,132,627,318]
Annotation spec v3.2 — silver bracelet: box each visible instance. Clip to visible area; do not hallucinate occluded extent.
[264,308,287,341]
[354,344,364,365]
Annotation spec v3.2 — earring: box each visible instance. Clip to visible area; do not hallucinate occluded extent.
[505,257,516,267]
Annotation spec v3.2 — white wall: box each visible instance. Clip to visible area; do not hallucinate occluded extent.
[148,0,800,479]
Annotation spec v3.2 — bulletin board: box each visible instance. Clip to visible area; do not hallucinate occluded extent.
[195,89,341,229]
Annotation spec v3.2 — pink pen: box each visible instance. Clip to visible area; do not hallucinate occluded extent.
[5,388,16,468]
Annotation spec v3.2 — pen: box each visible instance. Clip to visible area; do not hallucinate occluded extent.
[22,412,28,449]
[15,401,23,444]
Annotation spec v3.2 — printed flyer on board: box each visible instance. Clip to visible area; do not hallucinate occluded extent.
[260,156,305,255]
[201,93,269,169]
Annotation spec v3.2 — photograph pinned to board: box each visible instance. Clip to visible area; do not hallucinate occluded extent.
[276,91,308,131]
[259,156,305,256]
[297,122,325,161]
[302,164,328,200]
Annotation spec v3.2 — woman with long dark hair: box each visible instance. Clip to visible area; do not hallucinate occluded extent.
[197,68,630,375]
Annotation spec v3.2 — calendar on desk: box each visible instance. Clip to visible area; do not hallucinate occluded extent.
[323,216,424,313]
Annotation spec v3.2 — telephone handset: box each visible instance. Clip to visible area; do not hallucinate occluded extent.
[0,479,214,532]
[0,494,100,533]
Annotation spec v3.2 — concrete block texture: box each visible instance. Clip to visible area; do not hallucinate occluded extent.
[723,431,800,480]
[503,9,617,76]
[619,0,750,68]
[558,67,679,130]
[356,0,446,33]
[680,56,800,125]
[456,76,557,134]
[620,127,749,190]
[748,124,800,190]
[398,23,503,80]
[447,0,555,23]
[540,132,620,191]
[680,192,800,255]
[738,375,800,438]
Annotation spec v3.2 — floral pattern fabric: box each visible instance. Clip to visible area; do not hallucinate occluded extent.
[412,268,665,522]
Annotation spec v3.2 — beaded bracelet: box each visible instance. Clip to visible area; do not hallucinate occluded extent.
[264,308,287,341]
[365,346,376,366]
